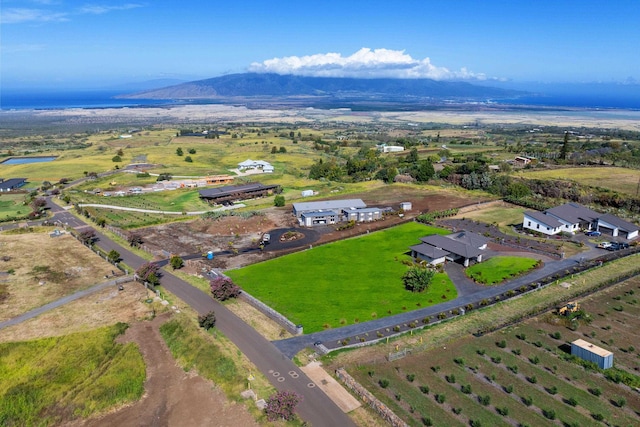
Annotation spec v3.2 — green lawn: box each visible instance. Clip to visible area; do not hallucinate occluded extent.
[466,256,540,285]
[0,193,28,220]
[0,323,144,426]
[227,222,456,333]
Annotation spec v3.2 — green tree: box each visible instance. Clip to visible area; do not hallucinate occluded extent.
[406,147,419,164]
[184,155,193,163]
[169,255,184,270]
[107,250,121,264]
[176,147,184,156]
[135,262,161,286]
[274,195,285,207]
[403,266,435,292]
[414,160,435,182]
[188,148,196,154]
[271,146,278,154]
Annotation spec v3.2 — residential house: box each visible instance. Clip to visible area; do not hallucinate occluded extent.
[411,230,488,267]
[522,202,639,239]
[0,178,27,192]
[293,199,367,218]
[237,159,274,173]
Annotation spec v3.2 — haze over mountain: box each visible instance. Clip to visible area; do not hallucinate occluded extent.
[121,73,521,105]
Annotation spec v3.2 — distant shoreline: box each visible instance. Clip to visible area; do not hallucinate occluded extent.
[1,103,640,132]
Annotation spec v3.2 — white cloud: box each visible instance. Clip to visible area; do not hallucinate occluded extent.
[0,8,68,24]
[78,4,144,15]
[249,48,488,80]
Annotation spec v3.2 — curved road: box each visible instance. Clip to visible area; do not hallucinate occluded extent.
[44,200,355,427]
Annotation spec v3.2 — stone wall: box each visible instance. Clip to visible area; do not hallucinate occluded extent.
[335,368,408,427]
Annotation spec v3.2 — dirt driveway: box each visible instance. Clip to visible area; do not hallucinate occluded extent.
[71,313,258,427]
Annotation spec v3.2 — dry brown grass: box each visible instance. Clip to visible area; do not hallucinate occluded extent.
[0,283,157,342]
[0,230,118,322]
[225,299,293,341]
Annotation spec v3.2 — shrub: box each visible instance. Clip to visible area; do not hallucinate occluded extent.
[169,255,184,270]
[435,393,446,404]
[504,384,513,394]
[431,366,440,373]
[274,195,285,207]
[209,277,241,301]
[613,397,626,408]
[478,395,491,406]
[460,384,472,394]
[516,333,526,340]
[512,348,521,355]
[406,374,415,382]
[452,407,462,415]
[589,387,602,397]
[491,356,502,364]
[542,409,556,420]
[403,266,435,292]
[198,311,216,330]
[378,379,389,388]
[264,390,302,421]
[419,385,429,394]
[445,374,456,384]
[496,406,509,416]
[422,416,433,426]
[529,355,540,365]
[528,375,538,384]
[546,385,557,394]
[521,396,533,406]
[476,349,486,356]
[496,340,507,348]
[508,365,518,374]
[453,357,465,366]
[565,396,578,407]
[135,262,161,286]
[470,420,482,427]
[551,331,562,339]
[592,413,604,421]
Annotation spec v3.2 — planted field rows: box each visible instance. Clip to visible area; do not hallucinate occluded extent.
[349,276,640,427]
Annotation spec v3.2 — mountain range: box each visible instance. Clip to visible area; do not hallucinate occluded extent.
[120,73,523,107]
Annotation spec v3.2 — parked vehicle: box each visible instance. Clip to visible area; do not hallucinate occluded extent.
[597,242,612,249]
[585,230,601,237]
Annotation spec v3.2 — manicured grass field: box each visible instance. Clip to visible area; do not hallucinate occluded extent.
[0,323,145,426]
[227,222,456,333]
[517,166,640,196]
[466,256,540,285]
[0,193,28,220]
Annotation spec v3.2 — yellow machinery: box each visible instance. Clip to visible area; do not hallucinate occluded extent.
[558,302,579,316]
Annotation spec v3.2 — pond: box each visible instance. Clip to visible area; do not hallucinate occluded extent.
[1,156,57,165]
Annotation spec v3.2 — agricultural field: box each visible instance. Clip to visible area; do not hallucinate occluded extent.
[227,222,457,333]
[517,166,640,197]
[330,257,640,426]
[0,228,117,322]
[0,323,145,427]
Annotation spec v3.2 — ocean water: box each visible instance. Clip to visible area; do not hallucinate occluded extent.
[0,90,173,110]
[1,88,639,111]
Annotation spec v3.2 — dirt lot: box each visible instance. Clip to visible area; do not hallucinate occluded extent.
[0,230,116,322]
[69,313,258,427]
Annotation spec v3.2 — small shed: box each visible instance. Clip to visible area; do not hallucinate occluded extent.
[400,201,412,211]
[571,339,613,369]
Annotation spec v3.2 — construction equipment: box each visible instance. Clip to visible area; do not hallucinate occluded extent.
[558,301,579,316]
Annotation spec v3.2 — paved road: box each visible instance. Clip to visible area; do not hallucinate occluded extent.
[77,203,245,215]
[42,198,355,427]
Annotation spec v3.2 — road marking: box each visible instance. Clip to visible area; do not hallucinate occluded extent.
[277,376,285,382]
[272,371,280,377]
[307,382,316,388]
[288,371,299,378]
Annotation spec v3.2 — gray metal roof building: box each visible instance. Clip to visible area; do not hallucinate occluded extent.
[292,199,366,217]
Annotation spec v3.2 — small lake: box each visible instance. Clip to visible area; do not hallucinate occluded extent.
[1,156,57,165]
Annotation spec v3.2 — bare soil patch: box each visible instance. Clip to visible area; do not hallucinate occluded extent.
[0,232,116,322]
[68,313,259,427]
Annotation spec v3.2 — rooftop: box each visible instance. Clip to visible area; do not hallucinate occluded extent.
[572,339,613,357]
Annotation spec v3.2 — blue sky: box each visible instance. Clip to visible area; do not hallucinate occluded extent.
[2,1,639,90]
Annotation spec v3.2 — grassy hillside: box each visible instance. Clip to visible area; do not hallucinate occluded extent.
[0,323,144,426]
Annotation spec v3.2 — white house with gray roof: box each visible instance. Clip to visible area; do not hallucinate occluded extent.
[411,231,489,267]
[522,202,638,239]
